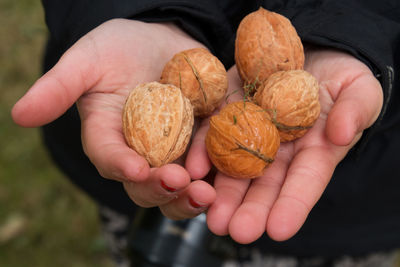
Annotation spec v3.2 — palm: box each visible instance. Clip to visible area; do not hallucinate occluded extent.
[12,19,217,218]
[187,49,383,243]
[75,20,190,181]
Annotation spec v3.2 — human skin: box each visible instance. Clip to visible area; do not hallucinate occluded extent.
[11,19,217,219]
[186,48,383,243]
[12,19,383,242]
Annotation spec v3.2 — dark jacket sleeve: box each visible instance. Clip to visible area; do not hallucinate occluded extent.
[41,0,252,68]
[41,0,400,157]
[263,0,400,152]
[42,0,399,122]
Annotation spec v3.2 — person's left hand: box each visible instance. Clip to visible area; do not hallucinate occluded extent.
[186,48,383,243]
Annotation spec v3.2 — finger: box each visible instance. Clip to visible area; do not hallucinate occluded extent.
[266,137,350,241]
[12,37,99,127]
[325,73,383,146]
[123,164,191,207]
[159,180,216,220]
[79,101,150,182]
[186,66,244,179]
[228,144,293,244]
[206,174,251,236]
[186,118,213,179]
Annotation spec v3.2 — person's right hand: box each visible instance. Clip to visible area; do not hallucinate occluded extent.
[12,19,216,219]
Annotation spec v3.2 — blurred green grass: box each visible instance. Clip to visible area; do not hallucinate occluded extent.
[0,1,113,266]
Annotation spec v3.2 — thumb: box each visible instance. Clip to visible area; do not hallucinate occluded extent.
[325,73,383,146]
[12,38,99,127]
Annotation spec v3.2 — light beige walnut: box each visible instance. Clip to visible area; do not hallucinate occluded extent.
[235,7,304,94]
[254,70,320,142]
[160,47,228,117]
[122,82,194,167]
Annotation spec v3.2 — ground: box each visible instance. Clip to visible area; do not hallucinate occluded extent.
[0,1,113,266]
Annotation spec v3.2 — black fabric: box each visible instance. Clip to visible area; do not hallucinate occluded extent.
[40,0,400,257]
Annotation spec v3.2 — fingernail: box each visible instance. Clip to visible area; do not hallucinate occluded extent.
[161,180,177,192]
[189,197,206,208]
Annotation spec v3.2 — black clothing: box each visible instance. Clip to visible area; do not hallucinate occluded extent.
[41,0,400,257]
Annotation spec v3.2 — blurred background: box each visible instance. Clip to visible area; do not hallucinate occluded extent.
[0,1,113,266]
[2,1,400,267]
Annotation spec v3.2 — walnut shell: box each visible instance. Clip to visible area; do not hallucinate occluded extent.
[254,70,320,142]
[122,82,194,167]
[235,7,304,93]
[205,101,280,179]
[160,47,228,117]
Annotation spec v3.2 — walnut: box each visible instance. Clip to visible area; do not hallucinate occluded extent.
[122,82,194,167]
[205,101,280,179]
[235,7,304,94]
[254,70,320,142]
[160,47,228,117]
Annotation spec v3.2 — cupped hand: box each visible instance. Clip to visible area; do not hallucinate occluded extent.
[186,48,383,243]
[12,19,216,219]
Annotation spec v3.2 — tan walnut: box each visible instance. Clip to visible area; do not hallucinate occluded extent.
[205,101,280,179]
[235,7,304,94]
[160,47,228,117]
[122,82,194,167]
[254,70,320,142]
